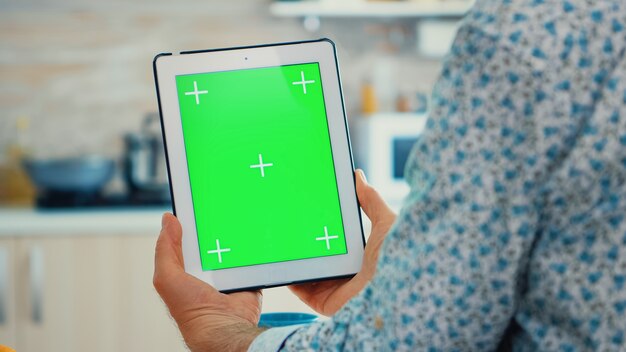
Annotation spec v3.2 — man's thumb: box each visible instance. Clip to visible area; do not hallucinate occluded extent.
[355,169,395,224]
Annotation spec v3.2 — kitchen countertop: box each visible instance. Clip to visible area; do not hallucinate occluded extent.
[0,207,169,237]
[0,201,385,238]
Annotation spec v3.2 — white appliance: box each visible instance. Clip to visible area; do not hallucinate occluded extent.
[351,113,427,202]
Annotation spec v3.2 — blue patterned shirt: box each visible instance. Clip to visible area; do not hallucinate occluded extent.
[250,0,626,350]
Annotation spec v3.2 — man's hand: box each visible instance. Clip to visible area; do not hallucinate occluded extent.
[289,169,396,316]
[154,213,263,352]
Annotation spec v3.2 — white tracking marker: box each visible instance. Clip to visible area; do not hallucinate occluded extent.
[316,226,339,250]
[292,70,315,94]
[185,81,208,105]
[249,154,274,177]
[207,239,231,263]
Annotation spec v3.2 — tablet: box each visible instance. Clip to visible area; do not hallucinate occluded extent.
[153,39,365,292]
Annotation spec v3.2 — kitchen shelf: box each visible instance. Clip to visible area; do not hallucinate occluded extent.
[269,0,474,18]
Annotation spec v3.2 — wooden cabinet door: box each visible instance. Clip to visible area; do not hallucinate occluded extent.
[117,236,186,352]
[14,237,124,352]
[13,235,186,352]
[0,238,17,348]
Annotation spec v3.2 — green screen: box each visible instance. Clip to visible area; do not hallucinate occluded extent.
[176,62,347,271]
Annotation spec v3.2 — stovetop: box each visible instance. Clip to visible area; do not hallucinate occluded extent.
[36,190,171,209]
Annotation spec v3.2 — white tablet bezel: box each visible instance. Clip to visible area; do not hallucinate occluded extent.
[154,39,365,292]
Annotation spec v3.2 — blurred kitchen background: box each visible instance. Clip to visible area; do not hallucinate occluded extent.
[0,0,471,350]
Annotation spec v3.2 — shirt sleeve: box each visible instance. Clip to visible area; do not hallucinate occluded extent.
[249,1,617,350]
[247,325,302,352]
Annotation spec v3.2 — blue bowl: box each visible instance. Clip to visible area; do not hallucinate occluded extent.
[258,312,318,328]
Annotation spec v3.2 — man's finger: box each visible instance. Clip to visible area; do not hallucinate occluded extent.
[355,169,395,224]
[154,213,185,287]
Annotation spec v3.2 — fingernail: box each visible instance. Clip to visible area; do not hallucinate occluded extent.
[357,169,368,184]
[161,213,168,228]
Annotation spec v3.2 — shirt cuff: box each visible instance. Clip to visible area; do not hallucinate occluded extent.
[247,325,303,352]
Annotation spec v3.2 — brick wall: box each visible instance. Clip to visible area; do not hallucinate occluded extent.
[0,0,442,160]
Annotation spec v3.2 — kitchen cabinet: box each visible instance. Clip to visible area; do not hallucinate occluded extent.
[4,234,186,352]
[0,238,17,348]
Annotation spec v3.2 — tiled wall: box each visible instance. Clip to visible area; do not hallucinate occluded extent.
[0,0,442,161]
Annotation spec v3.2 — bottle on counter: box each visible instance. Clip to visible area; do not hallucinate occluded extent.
[0,116,36,206]
[361,79,379,116]
[395,93,411,113]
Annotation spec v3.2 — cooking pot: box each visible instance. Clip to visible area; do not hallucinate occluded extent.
[123,113,170,201]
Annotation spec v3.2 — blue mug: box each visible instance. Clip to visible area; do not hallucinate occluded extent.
[258,312,318,328]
